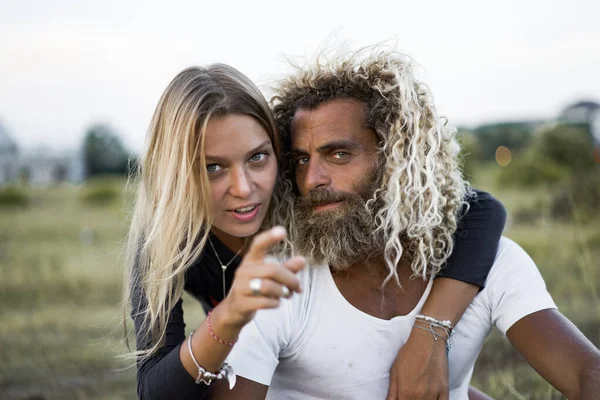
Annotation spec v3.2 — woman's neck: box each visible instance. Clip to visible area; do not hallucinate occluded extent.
[210,227,249,255]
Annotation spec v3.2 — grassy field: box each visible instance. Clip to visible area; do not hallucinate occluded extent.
[0,171,598,399]
[468,167,600,399]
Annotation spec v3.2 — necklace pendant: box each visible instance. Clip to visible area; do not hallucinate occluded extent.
[221,264,227,271]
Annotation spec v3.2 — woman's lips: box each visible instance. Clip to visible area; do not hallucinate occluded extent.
[229,204,260,222]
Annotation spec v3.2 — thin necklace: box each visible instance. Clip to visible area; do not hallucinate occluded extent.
[208,238,243,299]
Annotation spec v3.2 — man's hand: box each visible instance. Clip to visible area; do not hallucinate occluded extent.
[386,325,449,400]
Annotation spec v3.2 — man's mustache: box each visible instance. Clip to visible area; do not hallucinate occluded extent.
[296,189,354,208]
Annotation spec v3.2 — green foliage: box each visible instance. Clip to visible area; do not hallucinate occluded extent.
[0,186,29,208]
[83,123,131,177]
[550,168,600,220]
[80,179,121,207]
[471,122,536,161]
[496,151,569,187]
[493,123,596,189]
[535,123,595,173]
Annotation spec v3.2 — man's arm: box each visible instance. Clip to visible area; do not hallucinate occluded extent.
[387,278,479,400]
[210,377,268,400]
[388,191,506,400]
[507,309,600,399]
[468,386,495,400]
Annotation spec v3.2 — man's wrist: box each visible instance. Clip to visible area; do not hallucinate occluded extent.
[409,324,448,345]
[411,321,451,354]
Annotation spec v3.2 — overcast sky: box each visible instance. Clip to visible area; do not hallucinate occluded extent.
[1,0,598,152]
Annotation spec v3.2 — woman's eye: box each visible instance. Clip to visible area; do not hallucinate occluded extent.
[249,152,267,162]
[206,164,222,173]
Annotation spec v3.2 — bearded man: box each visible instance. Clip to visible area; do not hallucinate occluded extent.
[210,47,600,400]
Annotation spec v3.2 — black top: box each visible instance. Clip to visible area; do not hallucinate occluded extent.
[132,190,506,400]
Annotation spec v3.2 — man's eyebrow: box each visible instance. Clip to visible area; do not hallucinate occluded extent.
[317,140,362,153]
[204,140,271,162]
[291,140,362,157]
[290,147,308,157]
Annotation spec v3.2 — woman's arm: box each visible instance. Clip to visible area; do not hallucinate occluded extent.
[134,228,305,400]
[436,190,507,288]
[133,284,212,399]
[386,190,507,400]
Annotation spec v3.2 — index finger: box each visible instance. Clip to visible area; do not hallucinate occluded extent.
[246,226,286,262]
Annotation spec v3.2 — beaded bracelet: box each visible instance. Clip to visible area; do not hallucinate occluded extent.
[414,319,452,339]
[415,314,454,335]
[207,311,237,347]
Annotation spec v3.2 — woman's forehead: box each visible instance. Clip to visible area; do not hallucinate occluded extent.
[204,114,272,159]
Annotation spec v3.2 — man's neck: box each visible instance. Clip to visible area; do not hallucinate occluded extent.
[330,257,429,320]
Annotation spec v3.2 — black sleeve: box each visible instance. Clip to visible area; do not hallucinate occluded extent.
[132,276,211,399]
[436,190,507,287]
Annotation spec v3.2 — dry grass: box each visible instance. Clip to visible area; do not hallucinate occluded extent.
[0,173,598,399]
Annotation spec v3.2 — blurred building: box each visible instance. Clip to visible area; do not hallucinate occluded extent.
[560,100,600,144]
[0,118,85,187]
[19,148,85,186]
[0,120,19,186]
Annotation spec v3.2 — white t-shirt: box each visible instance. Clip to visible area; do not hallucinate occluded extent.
[227,237,557,399]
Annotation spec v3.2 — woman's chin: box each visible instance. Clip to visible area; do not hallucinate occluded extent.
[217,222,262,240]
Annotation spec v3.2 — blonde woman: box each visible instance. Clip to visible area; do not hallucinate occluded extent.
[124,63,506,399]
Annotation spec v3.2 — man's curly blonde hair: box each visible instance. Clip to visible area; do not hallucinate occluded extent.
[270,46,470,285]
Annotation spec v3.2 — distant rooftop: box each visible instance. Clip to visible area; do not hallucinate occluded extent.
[563,100,600,111]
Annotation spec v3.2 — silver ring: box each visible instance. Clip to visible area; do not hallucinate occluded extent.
[281,286,291,298]
[249,278,263,296]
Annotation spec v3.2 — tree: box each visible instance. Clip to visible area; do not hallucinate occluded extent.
[83,123,130,177]
[472,122,536,161]
[535,124,595,173]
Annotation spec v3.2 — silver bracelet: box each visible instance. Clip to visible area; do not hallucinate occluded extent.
[415,314,454,334]
[188,330,237,389]
[412,324,452,355]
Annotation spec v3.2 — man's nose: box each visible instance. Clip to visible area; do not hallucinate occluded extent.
[229,167,253,198]
[300,159,331,194]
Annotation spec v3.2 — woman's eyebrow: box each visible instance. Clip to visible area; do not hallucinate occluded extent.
[204,140,272,162]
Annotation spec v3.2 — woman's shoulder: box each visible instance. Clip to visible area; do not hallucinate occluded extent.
[464,189,507,223]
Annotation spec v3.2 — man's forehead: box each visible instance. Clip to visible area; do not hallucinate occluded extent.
[291,98,368,133]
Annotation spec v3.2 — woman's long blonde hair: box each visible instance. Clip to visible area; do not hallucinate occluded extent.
[122,64,287,359]
[271,46,470,286]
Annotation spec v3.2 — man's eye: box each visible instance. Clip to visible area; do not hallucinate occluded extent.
[249,152,267,163]
[333,152,349,159]
[295,157,309,165]
[206,164,221,173]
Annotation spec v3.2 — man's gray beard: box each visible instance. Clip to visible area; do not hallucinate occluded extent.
[291,178,383,271]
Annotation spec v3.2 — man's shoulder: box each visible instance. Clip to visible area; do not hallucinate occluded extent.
[494,237,535,267]
[482,236,540,291]
[481,237,557,334]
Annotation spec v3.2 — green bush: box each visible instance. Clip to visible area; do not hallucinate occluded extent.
[0,186,29,208]
[535,124,595,173]
[495,123,596,189]
[471,122,536,161]
[550,168,600,220]
[496,151,569,187]
[80,180,121,206]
